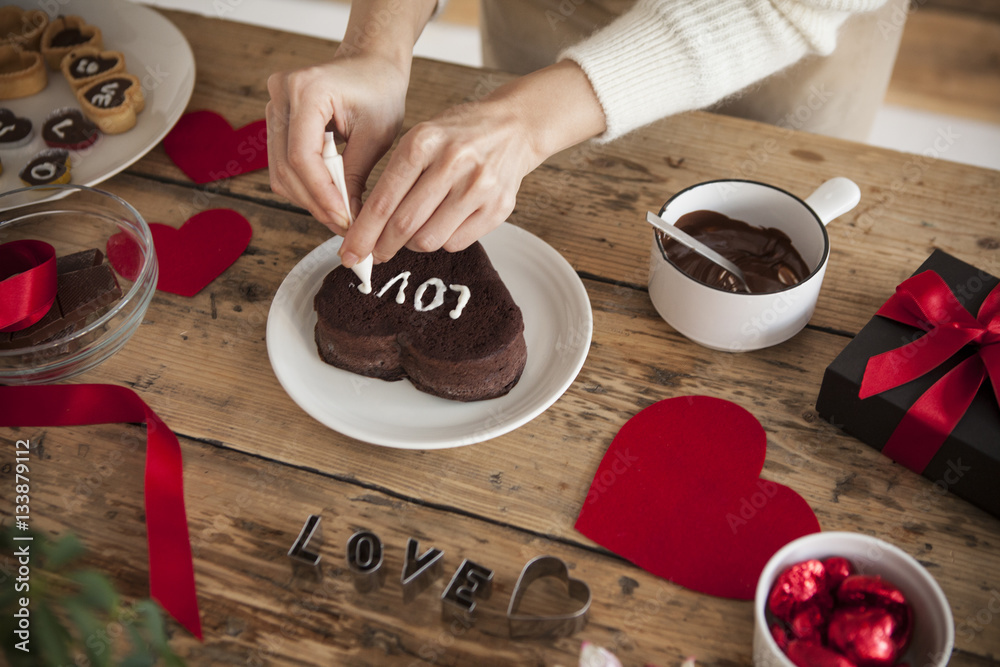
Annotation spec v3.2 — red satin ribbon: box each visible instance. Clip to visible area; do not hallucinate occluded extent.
[0,385,202,640]
[0,240,57,332]
[859,270,1000,473]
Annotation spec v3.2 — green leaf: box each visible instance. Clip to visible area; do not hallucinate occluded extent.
[119,653,157,667]
[133,600,186,666]
[64,597,112,667]
[44,532,87,570]
[34,600,74,665]
[134,599,170,651]
[123,622,155,665]
[69,570,119,613]
[0,581,17,609]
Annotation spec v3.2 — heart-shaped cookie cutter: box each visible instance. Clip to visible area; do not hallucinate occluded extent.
[507,555,591,639]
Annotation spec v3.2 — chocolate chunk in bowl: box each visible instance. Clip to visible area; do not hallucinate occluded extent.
[0,249,123,350]
[0,185,156,384]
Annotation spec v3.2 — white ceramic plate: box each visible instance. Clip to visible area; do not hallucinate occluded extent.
[266,223,593,449]
[0,0,195,195]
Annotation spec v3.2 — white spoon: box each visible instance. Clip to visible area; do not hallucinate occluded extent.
[645,211,751,293]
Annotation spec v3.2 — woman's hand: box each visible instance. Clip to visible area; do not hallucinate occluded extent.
[266,53,408,235]
[339,94,535,267]
[265,0,437,234]
[338,59,607,269]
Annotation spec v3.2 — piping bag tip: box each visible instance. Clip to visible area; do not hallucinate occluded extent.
[352,254,373,294]
[323,129,374,293]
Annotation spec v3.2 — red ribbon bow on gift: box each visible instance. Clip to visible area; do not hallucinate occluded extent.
[859,269,1000,473]
[0,240,57,332]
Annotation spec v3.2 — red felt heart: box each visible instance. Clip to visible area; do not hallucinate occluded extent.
[575,396,820,600]
[107,209,252,297]
[162,110,268,184]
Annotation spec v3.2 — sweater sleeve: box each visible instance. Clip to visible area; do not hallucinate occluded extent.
[558,0,888,141]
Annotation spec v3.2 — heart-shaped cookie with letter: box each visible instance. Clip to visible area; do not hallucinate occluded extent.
[575,396,820,600]
[0,108,34,147]
[76,72,145,134]
[61,46,126,90]
[313,243,527,402]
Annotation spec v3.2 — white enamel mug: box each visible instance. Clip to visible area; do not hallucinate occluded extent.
[648,178,860,351]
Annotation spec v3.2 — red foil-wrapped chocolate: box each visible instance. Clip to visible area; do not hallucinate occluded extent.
[767,559,829,622]
[767,560,914,667]
[824,557,855,589]
[771,623,790,651]
[790,604,827,642]
[837,575,913,651]
[785,639,859,667]
[828,607,903,667]
[838,575,907,607]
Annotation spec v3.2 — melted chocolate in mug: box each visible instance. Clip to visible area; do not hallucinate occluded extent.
[659,210,810,293]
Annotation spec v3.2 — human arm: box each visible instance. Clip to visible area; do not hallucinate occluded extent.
[559,0,890,141]
[337,58,607,268]
[265,0,438,233]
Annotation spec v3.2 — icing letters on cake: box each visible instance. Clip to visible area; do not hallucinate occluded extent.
[313,244,526,401]
[375,271,471,319]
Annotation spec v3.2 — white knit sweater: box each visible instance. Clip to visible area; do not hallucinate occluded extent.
[559,0,888,141]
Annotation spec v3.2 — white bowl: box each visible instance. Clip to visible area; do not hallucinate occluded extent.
[753,531,954,667]
[648,178,859,351]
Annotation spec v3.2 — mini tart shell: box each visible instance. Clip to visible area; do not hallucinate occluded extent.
[0,7,49,52]
[0,45,47,100]
[19,148,72,187]
[60,46,126,91]
[40,15,103,71]
[76,72,145,134]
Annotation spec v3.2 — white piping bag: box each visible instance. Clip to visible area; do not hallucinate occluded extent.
[323,131,373,294]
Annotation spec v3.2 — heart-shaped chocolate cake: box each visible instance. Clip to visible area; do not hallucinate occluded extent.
[313,243,527,402]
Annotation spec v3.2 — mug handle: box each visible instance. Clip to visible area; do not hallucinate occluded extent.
[805,177,861,226]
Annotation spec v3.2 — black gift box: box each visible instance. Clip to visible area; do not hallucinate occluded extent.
[816,250,1000,519]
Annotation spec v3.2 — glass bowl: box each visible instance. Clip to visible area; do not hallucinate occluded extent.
[0,185,157,384]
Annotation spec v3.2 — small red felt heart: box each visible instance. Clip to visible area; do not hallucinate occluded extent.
[162,110,267,184]
[106,209,252,297]
[575,396,820,600]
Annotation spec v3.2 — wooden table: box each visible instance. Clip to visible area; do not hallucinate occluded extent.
[4,9,999,666]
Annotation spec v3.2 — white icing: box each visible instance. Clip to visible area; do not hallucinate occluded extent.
[75,58,101,76]
[51,118,73,139]
[369,270,471,319]
[376,271,410,303]
[30,162,57,181]
[414,278,446,312]
[90,81,121,109]
[448,285,471,319]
